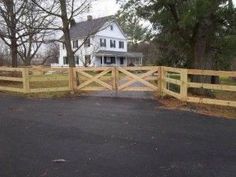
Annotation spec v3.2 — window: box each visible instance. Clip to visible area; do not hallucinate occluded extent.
[120,57,124,65]
[100,38,106,47]
[73,40,78,48]
[84,38,90,47]
[100,57,103,64]
[85,55,91,65]
[110,25,113,31]
[119,41,124,49]
[105,57,111,64]
[75,56,79,65]
[110,40,116,48]
[63,56,68,64]
[104,57,115,64]
[62,43,65,49]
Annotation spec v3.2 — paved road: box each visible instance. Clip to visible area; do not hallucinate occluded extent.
[0,94,235,177]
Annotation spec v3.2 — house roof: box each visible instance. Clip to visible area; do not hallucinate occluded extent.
[69,16,115,40]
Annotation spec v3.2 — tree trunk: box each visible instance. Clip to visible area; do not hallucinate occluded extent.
[11,38,18,67]
[9,0,18,68]
[24,58,31,66]
[60,0,75,68]
[190,30,215,97]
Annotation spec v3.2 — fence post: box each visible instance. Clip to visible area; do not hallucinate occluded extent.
[69,67,74,92]
[112,67,118,94]
[23,68,30,93]
[159,66,166,97]
[180,69,188,101]
[158,66,162,95]
[72,67,77,91]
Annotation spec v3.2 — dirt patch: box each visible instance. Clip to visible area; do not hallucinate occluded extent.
[158,96,236,119]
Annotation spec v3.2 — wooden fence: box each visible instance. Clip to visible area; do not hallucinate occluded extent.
[73,66,159,92]
[0,67,70,93]
[162,66,236,107]
[0,66,236,107]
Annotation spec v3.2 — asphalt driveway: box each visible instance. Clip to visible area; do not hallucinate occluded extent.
[0,94,235,177]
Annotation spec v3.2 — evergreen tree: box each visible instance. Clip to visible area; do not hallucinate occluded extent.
[118,0,236,70]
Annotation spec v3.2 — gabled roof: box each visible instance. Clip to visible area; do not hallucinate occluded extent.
[69,16,115,40]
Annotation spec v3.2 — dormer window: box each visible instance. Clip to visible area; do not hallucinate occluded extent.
[110,25,113,31]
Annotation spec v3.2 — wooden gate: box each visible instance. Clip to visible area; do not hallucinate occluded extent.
[73,66,160,92]
[116,67,159,92]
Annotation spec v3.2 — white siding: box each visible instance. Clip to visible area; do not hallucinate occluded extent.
[57,21,128,67]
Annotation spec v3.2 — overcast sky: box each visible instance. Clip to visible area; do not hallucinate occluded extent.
[86,0,236,19]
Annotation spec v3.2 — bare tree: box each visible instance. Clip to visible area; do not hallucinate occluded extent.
[0,0,27,67]
[42,42,60,65]
[17,1,53,66]
[32,0,94,67]
[0,0,53,67]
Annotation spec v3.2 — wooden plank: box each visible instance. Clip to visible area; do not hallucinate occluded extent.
[164,77,181,85]
[0,86,24,93]
[144,76,158,81]
[123,87,155,92]
[77,69,112,90]
[77,70,112,90]
[78,87,107,91]
[72,68,78,90]
[75,67,111,71]
[0,67,24,72]
[121,66,159,71]
[22,68,30,93]
[188,69,236,77]
[161,67,167,96]
[0,76,23,82]
[187,97,236,107]
[29,75,68,82]
[68,68,74,91]
[112,67,117,90]
[118,67,158,91]
[180,69,188,101]
[29,87,70,93]
[163,66,183,73]
[29,67,68,72]
[188,82,236,92]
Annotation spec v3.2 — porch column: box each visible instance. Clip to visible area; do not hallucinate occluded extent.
[115,55,117,66]
[102,55,104,67]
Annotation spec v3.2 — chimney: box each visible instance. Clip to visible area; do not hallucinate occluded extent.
[87,15,93,21]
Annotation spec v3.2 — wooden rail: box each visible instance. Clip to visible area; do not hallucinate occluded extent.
[0,66,236,107]
[0,67,70,93]
[162,66,236,107]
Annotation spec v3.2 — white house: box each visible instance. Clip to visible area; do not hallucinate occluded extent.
[53,15,143,67]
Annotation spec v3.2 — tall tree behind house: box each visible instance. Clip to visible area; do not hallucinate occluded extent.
[117,0,236,70]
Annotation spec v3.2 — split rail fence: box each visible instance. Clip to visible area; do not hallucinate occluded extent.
[0,66,236,107]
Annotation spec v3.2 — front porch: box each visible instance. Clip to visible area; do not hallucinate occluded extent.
[94,51,143,67]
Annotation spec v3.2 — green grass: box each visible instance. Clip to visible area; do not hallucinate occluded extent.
[220,76,236,85]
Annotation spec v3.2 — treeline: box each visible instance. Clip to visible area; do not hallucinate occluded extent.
[0,0,93,67]
[116,0,236,71]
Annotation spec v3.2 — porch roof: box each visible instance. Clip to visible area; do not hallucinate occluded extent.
[96,50,143,58]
